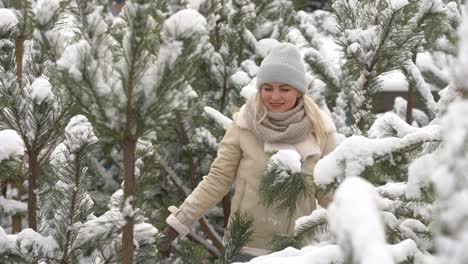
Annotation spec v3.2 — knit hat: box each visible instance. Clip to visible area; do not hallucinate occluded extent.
[256,43,307,94]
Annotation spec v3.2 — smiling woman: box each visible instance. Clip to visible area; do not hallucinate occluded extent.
[160,43,338,261]
[260,82,302,112]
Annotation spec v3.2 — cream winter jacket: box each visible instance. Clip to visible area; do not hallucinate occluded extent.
[166,101,337,251]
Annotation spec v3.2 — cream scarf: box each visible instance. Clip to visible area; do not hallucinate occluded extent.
[243,96,313,144]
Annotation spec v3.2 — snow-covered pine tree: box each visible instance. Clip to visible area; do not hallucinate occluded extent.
[305,0,448,135]
[0,0,71,233]
[54,1,207,262]
[430,4,468,263]
[0,129,26,234]
[38,115,98,263]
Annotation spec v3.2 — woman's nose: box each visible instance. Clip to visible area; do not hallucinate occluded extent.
[271,91,281,100]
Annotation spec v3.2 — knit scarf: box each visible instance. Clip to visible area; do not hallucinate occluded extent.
[243,96,312,144]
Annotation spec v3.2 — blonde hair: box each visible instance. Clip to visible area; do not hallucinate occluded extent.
[255,93,327,146]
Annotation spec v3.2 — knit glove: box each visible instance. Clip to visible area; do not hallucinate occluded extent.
[158,226,179,258]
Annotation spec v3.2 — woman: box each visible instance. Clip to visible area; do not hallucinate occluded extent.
[161,43,337,260]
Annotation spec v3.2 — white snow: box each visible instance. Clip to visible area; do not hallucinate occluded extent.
[314,124,440,186]
[240,60,258,78]
[30,77,54,103]
[453,4,468,90]
[163,9,208,39]
[56,39,92,81]
[33,0,60,26]
[256,38,279,58]
[0,196,27,216]
[267,150,302,175]
[242,245,343,264]
[193,127,218,149]
[328,177,393,264]
[294,208,328,235]
[368,112,420,138]
[230,71,251,90]
[0,129,25,162]
[64,115,98,153]
[240,77,259,99]
[386,0,409,10]
[203,106,233,129]
[0,8,18,31]
[379,70,409,92]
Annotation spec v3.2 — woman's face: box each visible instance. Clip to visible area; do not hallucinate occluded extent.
[260,82,302,112]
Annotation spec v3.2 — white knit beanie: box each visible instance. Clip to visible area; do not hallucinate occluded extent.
[256,43,307,94]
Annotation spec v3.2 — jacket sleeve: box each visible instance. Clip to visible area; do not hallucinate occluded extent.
[166,122,242,236]
[315,130,337,208]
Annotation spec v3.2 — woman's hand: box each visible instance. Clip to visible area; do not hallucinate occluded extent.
[159,226,179,257]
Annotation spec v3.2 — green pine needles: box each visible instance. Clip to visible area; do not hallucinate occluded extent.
[258,157,312,217]
[218,211,255,264]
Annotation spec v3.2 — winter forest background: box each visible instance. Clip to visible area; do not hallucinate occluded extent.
[0,0,467,263]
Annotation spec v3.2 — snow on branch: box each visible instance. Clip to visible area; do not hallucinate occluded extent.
[368,112,421,138]
[329,177,393,264]
[0,129,24,162]
[314,125,441,187]
[203,106,233,130]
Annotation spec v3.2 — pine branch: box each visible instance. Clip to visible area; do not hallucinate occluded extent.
[258,162,312,217]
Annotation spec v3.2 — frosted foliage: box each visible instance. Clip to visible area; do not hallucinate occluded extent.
[230,71,251,90]
[33,0,59,26]
[240,77,258,99]
[256,38,280,58]
[379,70,409,92]
[15,228,59,259]
[56,40,91,81]
[345,26,379,50]
[0,129,24,161]
[454,5,468,91]
[328,177,393,264]
[267,150,302,175]
[368,112,420,138]
[386,0,409,10]
[203,106,233,129]
[64,115,98,153]
[241,60,258,77]
[163,9,208,39]
[0,196,27,216]
[314,125,441,187]
[406,152,437,199]
[193,127,218,149]
[30,77,54,103]
[432,102,468,264]
[294,208,327,235]
[243,245,343,264]
[0,8,18,31]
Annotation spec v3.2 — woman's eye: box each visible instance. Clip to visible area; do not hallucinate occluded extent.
[263,87,273,91]
[280,88,290,92]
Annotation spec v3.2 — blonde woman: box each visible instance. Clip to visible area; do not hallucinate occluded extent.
[161,43,337,260]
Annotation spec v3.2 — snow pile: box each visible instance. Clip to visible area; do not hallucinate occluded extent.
[0,196,27,216]
[56,40,92,81]
[29,77,54,103]
[203,107,233,129]
[267,150,302,175]
[163,9,208,39]
[0,129,24,162]
[33,0,60,26]
[63,115,98,153]
[0,8,18,31]
[328,177,393,264]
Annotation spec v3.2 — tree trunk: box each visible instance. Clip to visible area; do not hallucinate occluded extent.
[406,84,414,124]
[61,154,82,264]
[11,178,23,233]
[121,137,137,264]
[27,155,38,231]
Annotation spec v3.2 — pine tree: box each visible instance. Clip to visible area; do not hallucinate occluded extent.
[0,0,72,233]
[54,1,207,262]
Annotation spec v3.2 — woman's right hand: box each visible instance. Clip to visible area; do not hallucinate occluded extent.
[159,226,179,257]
